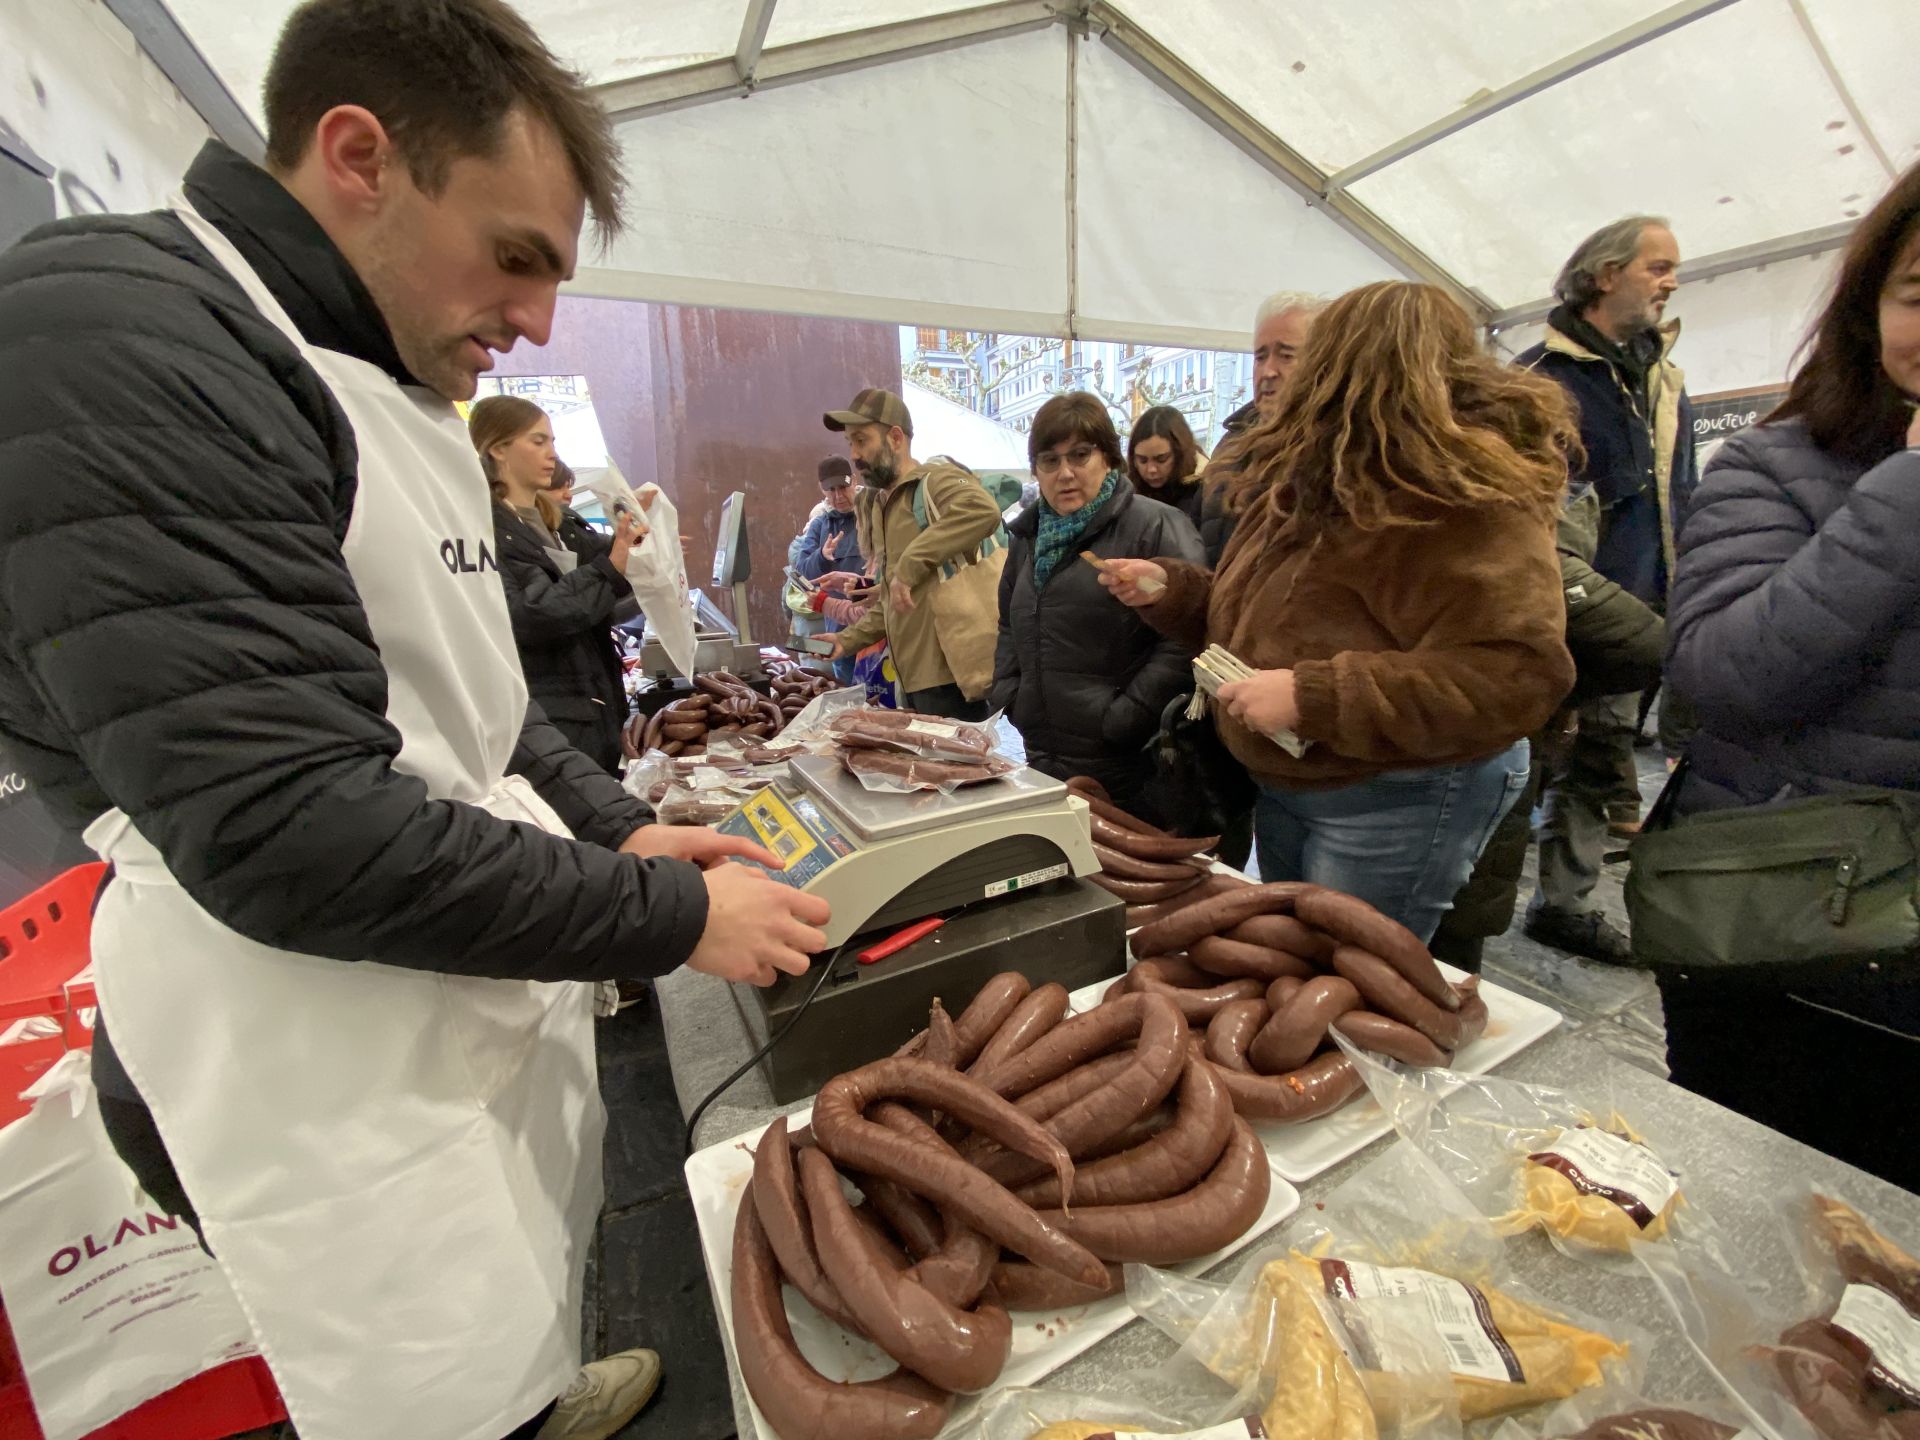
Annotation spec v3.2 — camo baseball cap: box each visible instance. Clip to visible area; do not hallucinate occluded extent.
[823,387,913,436]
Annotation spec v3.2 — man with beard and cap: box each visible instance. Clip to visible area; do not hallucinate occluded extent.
[823,388,1006,719]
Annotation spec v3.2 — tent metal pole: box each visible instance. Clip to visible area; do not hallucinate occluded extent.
[595,1,1062,122]
[1488,222,1857,331]
[734,0,780,86]
[1064,18,1079,341]
[1322,0,1738,196]
[101,0,265,162]
[1086,2,1493,323]
[1784,0,1896,181]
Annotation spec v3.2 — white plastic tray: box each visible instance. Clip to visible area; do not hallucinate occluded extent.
[687,1110,1299,1440]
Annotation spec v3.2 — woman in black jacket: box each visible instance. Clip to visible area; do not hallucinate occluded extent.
[470,395,641,774]
[1127,405,1206,527]
[992,393,1204,822]
[1652,163,1920,1189]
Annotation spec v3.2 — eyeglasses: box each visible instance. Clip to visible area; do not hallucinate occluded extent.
[1034,444,1101,477]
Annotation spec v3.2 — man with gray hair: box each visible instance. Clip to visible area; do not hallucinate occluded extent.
[1515,215,1697,965]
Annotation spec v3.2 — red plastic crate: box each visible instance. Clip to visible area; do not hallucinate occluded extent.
[0,865,286,1440]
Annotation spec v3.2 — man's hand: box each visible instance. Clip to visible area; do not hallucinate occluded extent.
[1218,669,1301,735]
[816,571,863,593]
[890,577,916,614]
[826,632,854,661]
[687,864,832,986]
[823,529,844,560]
[1095,557,1167,608]
[620,825,780,871]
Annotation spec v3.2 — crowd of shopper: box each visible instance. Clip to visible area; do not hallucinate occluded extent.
[1,0,1917,1434]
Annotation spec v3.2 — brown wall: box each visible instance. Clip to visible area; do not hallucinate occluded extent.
[492,295,901,650]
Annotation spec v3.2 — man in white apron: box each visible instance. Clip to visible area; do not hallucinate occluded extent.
[0,3,830,1438]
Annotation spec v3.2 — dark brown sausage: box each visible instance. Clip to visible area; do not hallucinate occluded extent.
[1248,975,1362,1075]
[1226,913,1337,961]
[1014,1052,1137,1122]
[1031,1118,1270,1264]
[1093,841,1210,884]
[965,983,1070,1078]
[810,1058,1106,1286]
[1187,934,1318,983]
[971,994,1188,1187]
[750,1116,860,1332]
[1204,1050,1364,1123]
[944,974,1032,1068]
[800,1147,1012,1393]
[988,1260,1124,1311]
[1089,871,1206,904]
[1014,1057,1234,1208]
[975,992,1164,1099]
[922,999,958,1070]
[1123,872,1247,930]
[1328,946,1464,1048]
[868,1104,997,1309]
[1124,954,1217,988]
[1294,890,1457,1011]
[1266,975,1305,1011]
[1452,977,1490,1052]
[1064,774,1114,805]
[1333,1010,1451,1067]
[1203,998,1266,1073]
[1089,811,1219,862]
[1071,1101,1178,1163]
[1130,882,1325,961]
[1128,959,1267,1024]
[853,1169,945,1259]
[731,1193,951,1440]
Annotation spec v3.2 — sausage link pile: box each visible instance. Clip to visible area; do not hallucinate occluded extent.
[768,658,837,722]
[623,670,786,758]
[1069,776,1224,912]
[1105,874,1489,1127]
[732,973,1273,1440]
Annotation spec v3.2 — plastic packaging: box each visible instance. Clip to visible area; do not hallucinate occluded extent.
[1335,1037,1719,1266]
[1489,1384,1755,1440]
[829,707,998,761]
[981,1143,1642,1440]
[1639,1186,1920,1440]
[840,747,1020,794]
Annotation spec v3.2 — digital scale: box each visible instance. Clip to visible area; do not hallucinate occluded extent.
[716,754,1126,1101]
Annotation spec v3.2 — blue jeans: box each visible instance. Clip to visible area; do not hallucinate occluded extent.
[1253,742,1531,943]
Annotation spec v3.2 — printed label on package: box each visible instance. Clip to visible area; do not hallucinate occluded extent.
[1087,1420,1267,1440]
[1527,1126,1678,1228]
[905,718,962,741]
[1829,1283,1920,1405]
[1320,1259,1525,1384]
[688,766,732,791]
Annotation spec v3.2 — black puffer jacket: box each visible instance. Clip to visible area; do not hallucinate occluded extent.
[0,141,705,985]
[1133,476,1205,528]
[495,502,631,773]
[990,477,1204,780]
[1668,420,1920,809]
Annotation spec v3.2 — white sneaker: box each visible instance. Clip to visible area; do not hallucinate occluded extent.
[535,1349,662,1440]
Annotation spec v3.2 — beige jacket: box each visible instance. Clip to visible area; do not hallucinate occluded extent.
[837,458,1004,694]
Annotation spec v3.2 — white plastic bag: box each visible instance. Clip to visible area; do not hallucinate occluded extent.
[1334,1038,1729,1270]
[591,460,697,680]
[0,1052,260,1440]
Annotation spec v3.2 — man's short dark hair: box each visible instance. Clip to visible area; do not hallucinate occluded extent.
[263,0,626,246]
[1028,392,1123,472]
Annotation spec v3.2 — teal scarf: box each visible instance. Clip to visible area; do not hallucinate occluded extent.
[1033,470,1120,587]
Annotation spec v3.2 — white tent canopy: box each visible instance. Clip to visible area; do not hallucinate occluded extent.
[157,0,1919,349]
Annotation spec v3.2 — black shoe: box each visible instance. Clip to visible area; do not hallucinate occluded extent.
[1523,907,1635,966]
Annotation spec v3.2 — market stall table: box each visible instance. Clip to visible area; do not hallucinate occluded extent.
[655,964,1918,1439]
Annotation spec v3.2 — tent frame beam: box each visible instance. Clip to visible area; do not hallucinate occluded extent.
[1489,222,1856,331]
[594,1,1061,122]
[734,0,779,85]
[1083,2,1493,322]
[1324,0,1738,195]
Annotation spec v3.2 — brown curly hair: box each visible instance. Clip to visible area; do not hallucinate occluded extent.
[1226,281,1579,536]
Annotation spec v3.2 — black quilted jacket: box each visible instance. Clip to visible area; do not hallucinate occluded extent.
[0,142,706,984]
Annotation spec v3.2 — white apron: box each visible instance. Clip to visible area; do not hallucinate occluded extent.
[82,197,605,1440]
